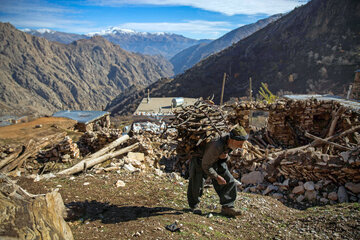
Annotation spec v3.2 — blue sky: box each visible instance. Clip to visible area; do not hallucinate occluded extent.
[0,0,309,39]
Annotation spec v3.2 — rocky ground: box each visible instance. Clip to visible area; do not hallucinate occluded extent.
[14,170,360,240]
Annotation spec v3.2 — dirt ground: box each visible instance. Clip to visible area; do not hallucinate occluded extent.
[2,118,360,239]
[15,171,360,240]
[0,117,80,145]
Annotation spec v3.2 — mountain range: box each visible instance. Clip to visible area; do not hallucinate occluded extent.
[23,27,210,59]
[0,23,173,116]
[106,0,360,115]
[170,14,283,74]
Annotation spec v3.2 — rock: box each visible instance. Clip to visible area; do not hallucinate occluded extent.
[241,171,264,185]
[35,124,42,128]
[154,168,164,176]
[328,192,338,201]
[272,193,283,200]
[0,174,73,239]
[305,190,317,201]
[314,182,323,191]
[292,185,305,195]
[304,181,315,191]
[263,185,278,195]
[115,180,126,187]
[345,182,360,194]
[338,186,349,203]
[123,163,138,173]
[256,183,267,191]
[339,151,350,162]
[350,196,357,202]
[250,186,257,192]
[296,195,305,203]
[168,172,181,181]
[289,193,295,200]
[127,152,145,161]
[320,198,329,204]
[282,179,289,187]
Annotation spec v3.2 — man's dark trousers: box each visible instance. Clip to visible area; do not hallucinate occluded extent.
[187,157,237,209]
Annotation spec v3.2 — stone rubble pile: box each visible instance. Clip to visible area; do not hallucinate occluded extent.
[229,98,359,146]
[225,98,360,206]
[38,136,80,163]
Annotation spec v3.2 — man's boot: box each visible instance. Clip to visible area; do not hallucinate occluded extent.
[221,206,241,217]
[190,207,202,215]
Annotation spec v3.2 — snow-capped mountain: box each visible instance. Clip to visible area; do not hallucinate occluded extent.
[87,27,167,36]
[22,27,210,59]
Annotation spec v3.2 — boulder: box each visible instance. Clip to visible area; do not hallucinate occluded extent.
[263,185,278,195]
[328,192,338,201]
[305,190,317,201]
[241,171,264,185]
[338,186,349,203]
[304,181,315,191]
[0,174,73,240]
[292,185,305,195]
[345,182,360,194]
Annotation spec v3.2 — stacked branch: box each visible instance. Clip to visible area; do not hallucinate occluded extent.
[0,133,66,174]
[170,99,232,175]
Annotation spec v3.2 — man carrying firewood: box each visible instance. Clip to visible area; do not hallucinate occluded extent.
[187,125,248,217]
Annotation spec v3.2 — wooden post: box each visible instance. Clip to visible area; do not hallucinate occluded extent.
[220,73,226,105]
[249,77,253,125]
[351,70,360,100]
[249,77,253,101]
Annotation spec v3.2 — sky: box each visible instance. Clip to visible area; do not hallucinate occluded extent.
[0,0,309,39]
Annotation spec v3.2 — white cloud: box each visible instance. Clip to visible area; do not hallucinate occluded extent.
[89,0,308,15]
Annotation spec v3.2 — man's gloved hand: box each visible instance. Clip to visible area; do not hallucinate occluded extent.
[216,175,226,185]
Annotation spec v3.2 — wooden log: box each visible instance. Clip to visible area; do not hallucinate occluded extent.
[0,146,23,169]
[1,133,66,173]
[326,106,346,138]
[87,134,129,159]
[57,142,139,175]
[304,132,352,151]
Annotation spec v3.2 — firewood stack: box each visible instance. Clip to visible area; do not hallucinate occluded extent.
[169,99,232,176]
[38,136,80,163]
[273,146,360,184]
[230,98,359,147]
[226,97,360,185]
[78,129,122,155]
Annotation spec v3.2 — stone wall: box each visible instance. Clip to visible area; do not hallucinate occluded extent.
[231,98,359,147]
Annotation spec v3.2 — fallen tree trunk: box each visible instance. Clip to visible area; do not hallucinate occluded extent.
[57,142,140,175]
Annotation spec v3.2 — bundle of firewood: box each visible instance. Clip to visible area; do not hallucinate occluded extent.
[169,99,232,175]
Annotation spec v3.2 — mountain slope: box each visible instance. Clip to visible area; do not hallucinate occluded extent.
[170,14,283,74]
[22,29,88,44]
[107,0,360,115]
[0,22,173,116]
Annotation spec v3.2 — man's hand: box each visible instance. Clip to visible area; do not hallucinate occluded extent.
[216,175,226,185]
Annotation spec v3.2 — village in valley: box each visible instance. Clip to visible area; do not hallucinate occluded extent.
[1,0,360,239]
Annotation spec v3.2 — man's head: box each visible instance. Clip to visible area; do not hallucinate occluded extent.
[228,125,248,150]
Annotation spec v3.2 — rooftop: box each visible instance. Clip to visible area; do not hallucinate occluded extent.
[134,97,198,115]
[53,110,109,124]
